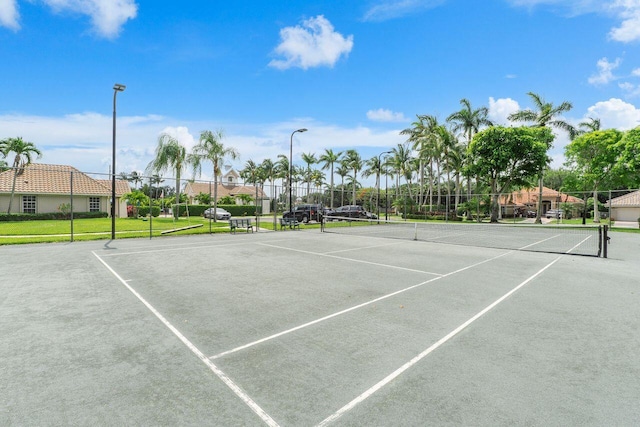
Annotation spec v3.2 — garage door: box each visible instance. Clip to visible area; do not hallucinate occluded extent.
[612,207,640,221]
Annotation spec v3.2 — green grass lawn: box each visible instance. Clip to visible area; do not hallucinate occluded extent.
[0,216,260,245]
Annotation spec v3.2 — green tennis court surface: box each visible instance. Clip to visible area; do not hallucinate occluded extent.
[1,230,639,425]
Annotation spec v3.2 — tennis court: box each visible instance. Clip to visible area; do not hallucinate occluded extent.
[1,226,639,425]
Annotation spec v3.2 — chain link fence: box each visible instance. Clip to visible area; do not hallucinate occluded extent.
[1,164,638,244]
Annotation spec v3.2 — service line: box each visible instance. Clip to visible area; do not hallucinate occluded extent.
[210,249,513,360]
[316,254,563,426]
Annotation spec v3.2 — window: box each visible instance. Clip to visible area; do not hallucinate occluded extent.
[22,195,36,214]
[89,197,100,212]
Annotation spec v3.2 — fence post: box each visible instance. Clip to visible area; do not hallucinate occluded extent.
[149,175,153,239]
[70,170,74,242]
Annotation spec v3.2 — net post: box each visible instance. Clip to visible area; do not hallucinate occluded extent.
[413,222,418,241]
[603,225,608,258]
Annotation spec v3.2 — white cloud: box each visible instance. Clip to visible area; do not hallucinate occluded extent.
[487,97,520,125]
[588,57,621,85]
[366,108,407,122]
[607,0,640,42]
[0,112,406,183]
[586,97,640,129]
[507,0,640,42]
[631,68,640,76]
[362,0,446,22]
[0,0,20,30]
[269,15,354,70]
[1,0,137,38]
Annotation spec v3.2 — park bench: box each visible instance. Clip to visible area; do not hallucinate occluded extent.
[229,218,253,234]
[279,217,300,230]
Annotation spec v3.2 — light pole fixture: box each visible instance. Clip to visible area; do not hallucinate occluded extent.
[377,150,392,223]
[289,128,307,216]
[111,83,126,240]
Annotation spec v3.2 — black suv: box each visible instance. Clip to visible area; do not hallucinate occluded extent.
[326,205,369,221]
[283,204,323,223]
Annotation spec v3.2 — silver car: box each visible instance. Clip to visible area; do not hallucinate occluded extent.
[203,207,231,220]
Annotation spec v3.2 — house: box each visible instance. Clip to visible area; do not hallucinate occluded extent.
[608,190,640,222]
[0,163,131,218]
[499,187,584,217]
[183,169,267,210]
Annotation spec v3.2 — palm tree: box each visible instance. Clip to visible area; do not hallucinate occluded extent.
[390,142,414,202]
[508,92,576,223]
[0,137,42,214]
[573,117,601,139]
[318,149,342,209]
[363,155,384,213]
[146,133,189,219]
[335,163,350,207]
[190,129,239,221]
[447,99,493,215]
[343,149,362,205]
[300,152,317,201]
[240,160,263,214]
[275,155,290,208]
[260,158,278,217]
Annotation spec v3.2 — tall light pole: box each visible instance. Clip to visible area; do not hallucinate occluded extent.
[377,150,392,223]
[111,83,126,240]
[289,128,307,215]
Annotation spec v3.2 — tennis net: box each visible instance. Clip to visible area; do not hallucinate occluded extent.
[322,218,608,257]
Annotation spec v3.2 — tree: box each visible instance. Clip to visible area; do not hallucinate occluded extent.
[319,149,342,209]
[260,158,278,215]
[508,92,576,223]
[190,129,238,222]
[301,152,317,202]
[343,149,362,205]
[565,129,624,222]
[0,137,42,214]
[146,133,189,219]
[389,143,414,202]
[614,127,640,189]
[447,98,493,212]
[335,163,349,207]
[467,126,554,222]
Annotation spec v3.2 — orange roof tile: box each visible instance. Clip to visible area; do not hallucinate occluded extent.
[0,163,130,196]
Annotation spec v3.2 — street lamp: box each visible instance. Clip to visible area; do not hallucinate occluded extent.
[111,83,126,240]
[289,128,307,216]
[377,150,392,223]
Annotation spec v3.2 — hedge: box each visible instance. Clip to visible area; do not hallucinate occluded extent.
[137,206,161,217]
[0,211,109,221]
[176,204,257,217]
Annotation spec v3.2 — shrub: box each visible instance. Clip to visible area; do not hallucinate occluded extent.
[0,211,108,221]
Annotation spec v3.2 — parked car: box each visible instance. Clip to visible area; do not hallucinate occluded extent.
[526,210,537,218]
[326,205,369,221]
[283,204,323,223]
[545,209,563,219]
[203,207,231,220]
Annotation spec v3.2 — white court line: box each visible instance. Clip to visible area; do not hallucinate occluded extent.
[98,240,255,257]
[257,242,444,276]
[316,254,563,427]
[210,250,512,360]
[518,233,562,250]
[92,251,280,427]
[323,240,407,255]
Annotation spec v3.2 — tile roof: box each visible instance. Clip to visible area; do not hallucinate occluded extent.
[608,190,640,207]
[185,181,266,199]
[500,187,584,205]
[0,163,130,196]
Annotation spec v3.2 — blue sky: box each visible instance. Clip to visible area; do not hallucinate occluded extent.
[1,0,640,184]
